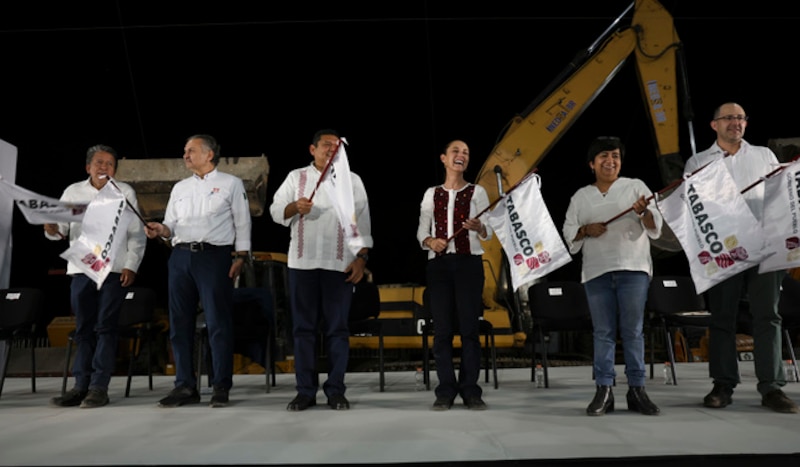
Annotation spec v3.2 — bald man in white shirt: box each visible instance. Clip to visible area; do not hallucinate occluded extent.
[146,134,251,409]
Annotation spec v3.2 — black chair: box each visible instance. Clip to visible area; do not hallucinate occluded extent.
[197,286,277,393]
[62,287,161,397]
[645,275,709,385]
[527,281,593,388]
[420,288,498,390]
[0,288,45,398]
[347,279,385,392]
[778,274,800,382]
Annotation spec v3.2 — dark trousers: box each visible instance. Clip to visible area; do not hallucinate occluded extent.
[426,254,484,401]
[70,273,125,391]
[168,247,234,390]
[706,266,786,395]
[288,268,352,399]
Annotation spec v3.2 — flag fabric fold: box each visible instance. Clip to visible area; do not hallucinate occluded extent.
[321,138,367,256]
[759,159,800,273]
[484,174,571,291]
[59,179,133,289]
[0,175,87,224]
[658,158,771,294]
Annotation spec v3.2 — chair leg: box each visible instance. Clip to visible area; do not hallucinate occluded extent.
[62,337,73,396]
[483,331,490,384]
[195,330,205,394]
[489,331,498,390]
[30,338,36,393]
[648,327,655,380]
[663,327,678,385]
[783,329,799,383]
[378,329,385,393]
[0,340,10,398]
[422,325,431,390]
[263,333,271,393]
[270,327,277,387]
[126,335,137,398]
[146,329,153,391]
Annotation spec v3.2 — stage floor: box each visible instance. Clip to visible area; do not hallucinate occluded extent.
[1,362,799,466]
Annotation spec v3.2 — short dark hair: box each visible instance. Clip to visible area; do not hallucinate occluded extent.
[85,144,118,168]
[586,136,624,163]
[312,129,339,146]
[187,134,221,165]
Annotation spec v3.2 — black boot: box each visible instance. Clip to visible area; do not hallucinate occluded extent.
[626,386,660,415]
[586,385,614,416]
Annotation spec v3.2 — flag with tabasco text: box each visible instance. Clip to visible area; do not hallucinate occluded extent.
[657,158,771,294]
[759,158,800,273]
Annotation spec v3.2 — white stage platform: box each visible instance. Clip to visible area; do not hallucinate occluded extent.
[1,363,799,466]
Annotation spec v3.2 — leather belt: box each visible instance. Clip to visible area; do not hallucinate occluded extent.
[175,242,229,252]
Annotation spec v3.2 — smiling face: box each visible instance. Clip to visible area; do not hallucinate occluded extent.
[441,140,470,173]
[309,133,339,171]
[589,148,622,184]
[711,102,748,147]
[85,150,116,189]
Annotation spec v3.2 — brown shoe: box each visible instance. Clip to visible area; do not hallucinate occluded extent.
[761,389,799,414]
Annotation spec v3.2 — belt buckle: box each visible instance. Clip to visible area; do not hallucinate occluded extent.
[189,242,202,252]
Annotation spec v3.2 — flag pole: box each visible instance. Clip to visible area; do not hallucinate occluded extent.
[106,178,148,227]
[601,154,741,226]
[445,168,538,243]
[308,139,343,202]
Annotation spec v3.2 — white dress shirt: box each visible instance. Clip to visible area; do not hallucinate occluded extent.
[269,162,373,271]
[683,139,780,221]
[45,178,147,275]
[563,177,662,283]
[163,168,252,252]
[416,183,492,260]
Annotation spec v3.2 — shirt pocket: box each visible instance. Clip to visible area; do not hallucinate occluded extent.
[207,188,231,214]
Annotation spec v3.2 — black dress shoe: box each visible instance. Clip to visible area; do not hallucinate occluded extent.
[586,385,614,416]
[626,386,660,415]
[432,397,454,411]
[703,383,733,408]
[158,386,200,408]
[287,394,316,411]
[209,386,229,408]
[464,396,487,411]
[50,388,88,407]
[327,394,350,410]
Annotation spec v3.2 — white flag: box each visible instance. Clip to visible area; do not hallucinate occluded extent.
[759,159,800,273]
[658,158,771,294]
[484,174,571,291]
[321,138,366,256]
[0,175,87,224]
[59,180,133,289]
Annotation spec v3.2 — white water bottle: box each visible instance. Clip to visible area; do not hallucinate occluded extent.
[785,360,796,382]
[535,364,544,388]
[415,367,425,391]
[663,362,673,385]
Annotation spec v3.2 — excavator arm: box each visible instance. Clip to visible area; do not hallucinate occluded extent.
[476,0,690,346]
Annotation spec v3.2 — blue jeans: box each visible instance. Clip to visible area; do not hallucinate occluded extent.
[70,273,126,391]
[584,271,649,387]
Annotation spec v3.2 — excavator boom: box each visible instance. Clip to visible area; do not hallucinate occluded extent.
[475,0,688,346]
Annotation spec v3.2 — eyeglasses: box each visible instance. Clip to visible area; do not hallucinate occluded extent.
[714,115,748,122]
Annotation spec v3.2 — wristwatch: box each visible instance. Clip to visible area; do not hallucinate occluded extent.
[356,252,369,263]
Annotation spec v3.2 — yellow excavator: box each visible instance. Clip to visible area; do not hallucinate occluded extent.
[376,0,695,351]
